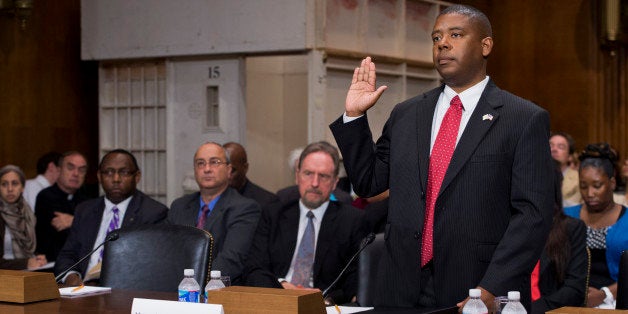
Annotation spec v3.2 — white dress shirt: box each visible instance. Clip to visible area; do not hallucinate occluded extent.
[284,200,329,286]
[23,175,51,211]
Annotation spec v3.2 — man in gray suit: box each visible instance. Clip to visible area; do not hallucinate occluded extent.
[330,4,554,311]
[168,142,261,285]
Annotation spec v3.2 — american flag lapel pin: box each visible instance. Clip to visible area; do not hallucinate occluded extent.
[482,114,493,121]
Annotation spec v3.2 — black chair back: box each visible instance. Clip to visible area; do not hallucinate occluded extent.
[356,233,385,306]
[100,224,213,292]
[617,250,628,309]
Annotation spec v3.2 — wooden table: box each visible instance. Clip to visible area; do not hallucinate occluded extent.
[0,289,177,314]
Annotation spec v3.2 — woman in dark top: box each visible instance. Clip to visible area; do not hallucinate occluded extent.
[0,165,47,269]
[564,143,628,308]
[532,160,588,313]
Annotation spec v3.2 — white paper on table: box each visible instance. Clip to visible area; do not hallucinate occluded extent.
[326,305,374,313]
[59,286,112,298]
[131,298,224,314]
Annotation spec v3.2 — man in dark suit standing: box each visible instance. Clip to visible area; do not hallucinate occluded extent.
[55,149,168,286]
[168,142,261,285]
[245,141,368,304]
[330,4,554,311]
[223,142,279,208]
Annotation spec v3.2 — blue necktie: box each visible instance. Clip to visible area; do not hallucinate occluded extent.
[291,211,315,287]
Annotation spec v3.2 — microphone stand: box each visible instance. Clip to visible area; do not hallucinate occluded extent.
[322,233,376,299]
[54,232,120,283]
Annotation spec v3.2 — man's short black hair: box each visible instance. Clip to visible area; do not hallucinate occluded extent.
[36,151,62,174]
[99,149,140,172]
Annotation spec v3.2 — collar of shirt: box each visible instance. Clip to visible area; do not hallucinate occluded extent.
[430,76,490,151]
[35,174,51,188]
[198,194,222,219]
[297,200,330,244]
[104,195,133,221]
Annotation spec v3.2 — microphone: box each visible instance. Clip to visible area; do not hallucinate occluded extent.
[54,231,120,283]
[322,232,376,299]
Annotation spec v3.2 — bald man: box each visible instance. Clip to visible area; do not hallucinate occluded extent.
[223,142,279,209]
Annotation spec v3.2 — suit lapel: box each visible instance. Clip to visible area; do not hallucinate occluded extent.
[187,192,202,226]
[121,191,140,227]
[418,87,444,191]
[439,81,501,196]
[314,202,338,276]
[86,198,107,248]
[279,203,299,269]
[205,190,228,231]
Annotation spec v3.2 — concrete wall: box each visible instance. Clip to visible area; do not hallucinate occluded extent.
[81,0,310,60]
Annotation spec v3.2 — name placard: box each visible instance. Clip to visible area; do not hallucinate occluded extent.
[131,298,224,314]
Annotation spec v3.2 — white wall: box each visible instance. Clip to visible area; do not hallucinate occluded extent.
[82,0,309,60]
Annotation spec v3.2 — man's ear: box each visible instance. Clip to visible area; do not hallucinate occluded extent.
[482,37,493,58]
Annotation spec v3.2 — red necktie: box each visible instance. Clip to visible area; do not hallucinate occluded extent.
[421,95,463,267]
[531,260,541,301]
[196,204,210,229]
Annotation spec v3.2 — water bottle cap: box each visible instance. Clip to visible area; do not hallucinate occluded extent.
[508,291,520,300]
[469,289,481,297]
[184,269,195,276]
[210,270,222,278]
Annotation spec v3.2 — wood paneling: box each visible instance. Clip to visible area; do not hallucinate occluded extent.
[459,0,607,154]
[0,0,98,183]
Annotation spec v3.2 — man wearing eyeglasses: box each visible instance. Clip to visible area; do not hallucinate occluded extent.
[245,141,368,304]
[35,151,91,262]
[54,149,168,286]
[168,142,261,285]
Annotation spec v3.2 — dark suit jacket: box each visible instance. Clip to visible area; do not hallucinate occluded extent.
[277,185,354,206]
[532,217,588,314]
[54,190,168,278]
[35,184,89,261]
[168,187,261,284]
[239,179,279,209]
[330,81,554,308]
[245,200,368,304]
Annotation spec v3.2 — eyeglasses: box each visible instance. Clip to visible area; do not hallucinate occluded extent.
[100,168,137,177]
[298,170,335,184]
[195,158,228,169]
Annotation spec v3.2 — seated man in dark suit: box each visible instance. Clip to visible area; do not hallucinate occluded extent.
[246,141,368,304]
[223,142,279,208]
[168,142,261,285]
[55,149,168,286]
[36,151,90,262]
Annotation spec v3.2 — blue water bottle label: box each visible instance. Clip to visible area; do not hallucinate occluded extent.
[178,289,200,302]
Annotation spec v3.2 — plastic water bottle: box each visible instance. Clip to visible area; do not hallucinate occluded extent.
[204,270,226,303]
[462,289,488,314]
[501,291,527,314]
[178,269,200,303]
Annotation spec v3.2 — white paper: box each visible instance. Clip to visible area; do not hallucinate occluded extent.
[131,298,224,314]
[59,286,112,297]
[326,305,374,313]
[25,261,55,271]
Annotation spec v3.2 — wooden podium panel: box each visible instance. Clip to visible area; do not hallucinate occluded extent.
[204,286,326,314]
[0,270,60,303]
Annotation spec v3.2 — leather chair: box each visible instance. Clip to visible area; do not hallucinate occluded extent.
[617,250,628,309]
[100,224,213,292]
[356,233,385,307]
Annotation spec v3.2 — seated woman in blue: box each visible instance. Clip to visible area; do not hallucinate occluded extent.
[564,143,628,308]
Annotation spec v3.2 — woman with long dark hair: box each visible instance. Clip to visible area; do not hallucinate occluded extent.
[532,161,588,313]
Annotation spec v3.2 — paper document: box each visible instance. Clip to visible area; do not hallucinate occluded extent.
[59,286,111,298]
[25,261,55,271]
[326,305,374,313]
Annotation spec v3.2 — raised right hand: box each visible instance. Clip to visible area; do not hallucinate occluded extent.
[345,56,388,117]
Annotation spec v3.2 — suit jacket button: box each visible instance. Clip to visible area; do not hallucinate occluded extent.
[414,232,420,239]
[420,192,425,200]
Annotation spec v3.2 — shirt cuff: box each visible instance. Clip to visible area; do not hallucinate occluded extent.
[343,112,363,123]
[61,270,82,284]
